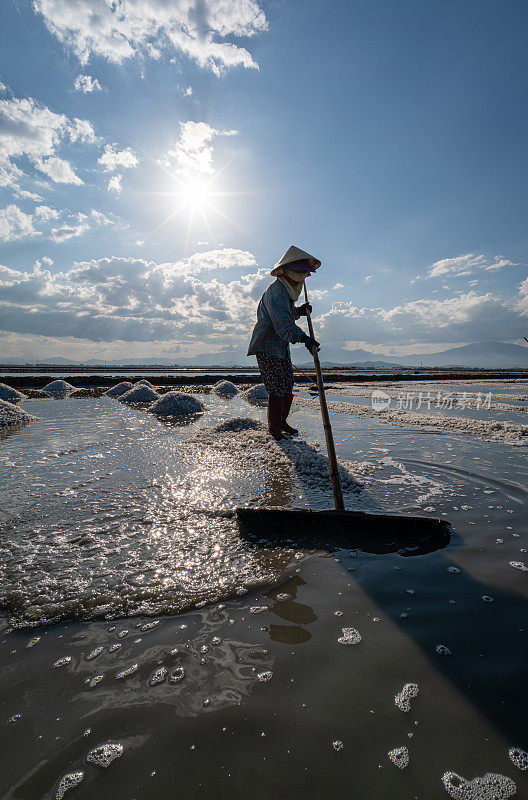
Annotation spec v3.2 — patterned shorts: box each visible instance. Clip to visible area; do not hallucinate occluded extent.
[255,351,295,397]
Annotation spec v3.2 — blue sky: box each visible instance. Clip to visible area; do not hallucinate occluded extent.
[0,0,527,362]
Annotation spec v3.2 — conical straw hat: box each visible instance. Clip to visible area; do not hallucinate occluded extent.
[270,245,321,276]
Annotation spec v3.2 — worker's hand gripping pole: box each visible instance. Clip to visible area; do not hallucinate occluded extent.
[303,284,345,510]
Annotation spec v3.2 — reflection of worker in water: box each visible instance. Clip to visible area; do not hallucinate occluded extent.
[247,245,321,440]
[266,576,317,644]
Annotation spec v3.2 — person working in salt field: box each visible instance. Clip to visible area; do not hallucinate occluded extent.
[247,245,321,441]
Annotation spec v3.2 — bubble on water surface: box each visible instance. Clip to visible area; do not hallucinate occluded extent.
[117,629,128,638]
[86,646,103,660]
[108,643,121,653]
[482,595,494,603]
[55,771,84,800]
[211,636,222,646]
[332,740,344,751]
[53,656,71,668]
[508,747,528,771]
[116,663,138,680]
[276,593,291,601]
[88,675,104,688]
[27,636,40,648]
[250,606,268,614]
[509,561,527,572]
[388,746,409,769]
[436,644,452,656]
[338,627,361,645]
[8,713,21,724]
[149,666,168,686]
[395,683,419,712]
[169,667,185,683]
[141,620,159,631]
[447,567,461,574]
[441,771,516,799]
[257,670,273,683]
[87,742,124,768]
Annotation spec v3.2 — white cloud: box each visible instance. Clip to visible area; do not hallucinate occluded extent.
[0,95,95,190]
[33,0,267,74]
[181,86,193,97]
[364,275,374,282]
[0,204,39,242]
[34,204,60,221]
[428,253,517,278]
[34,155,83,184]
[0,81,8,94]
[333,283,344,290]
[135,240,144,247]
[164,121,237,179]
[74,74,102,93]
[107,174,122,195]
[50,223,89,242]
[98,143,139,172]
[90,209,115,226]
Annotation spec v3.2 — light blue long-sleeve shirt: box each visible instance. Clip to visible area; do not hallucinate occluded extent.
[247,279,306,358]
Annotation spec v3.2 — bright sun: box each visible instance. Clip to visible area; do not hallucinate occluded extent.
[184,178,211,210]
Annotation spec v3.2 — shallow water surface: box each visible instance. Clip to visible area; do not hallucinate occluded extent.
[0,387,527,799]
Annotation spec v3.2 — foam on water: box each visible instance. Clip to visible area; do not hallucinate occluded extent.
[55,771,84,800]
[509,748,528,771]
[337,627,361,645]
[116,663,138,679]
[442,771,517,799]
[388,746,409,769]
[87,742,124,767]
[394,682,419,712]
[509,561,527,572]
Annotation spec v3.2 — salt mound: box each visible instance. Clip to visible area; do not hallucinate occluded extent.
[105,381,133,397]
[0,399,37,430]
[442,771,516,799]
[43,379,74,395]
[119,385,159,404]
[149,391,205,417]
[136,379,154,387]
[242,384,268,402]
[0,383,26,403]
[213,380,238,397]
[214,417,265,433]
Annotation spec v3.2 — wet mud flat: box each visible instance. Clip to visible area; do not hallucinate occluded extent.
[0,389,527,799]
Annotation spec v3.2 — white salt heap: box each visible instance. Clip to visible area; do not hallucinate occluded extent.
[213,380,238,397]
[119,385,160,404]
[149,391,205,416]
[214,417,265,433]
[42,380,74,395]
[105,381,134,397]
[136,379,155,387]
[0,383,26,403]
[242,384,268,402]
[0,399,37,430]
[442,771,516,799]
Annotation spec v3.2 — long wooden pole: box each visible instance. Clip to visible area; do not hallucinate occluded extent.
[303,284,345,510]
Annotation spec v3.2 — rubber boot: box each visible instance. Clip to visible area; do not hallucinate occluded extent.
[267,395,285,440]
[281,393,298,435]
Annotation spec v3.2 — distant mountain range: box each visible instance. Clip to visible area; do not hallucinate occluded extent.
[2,341,528,368]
